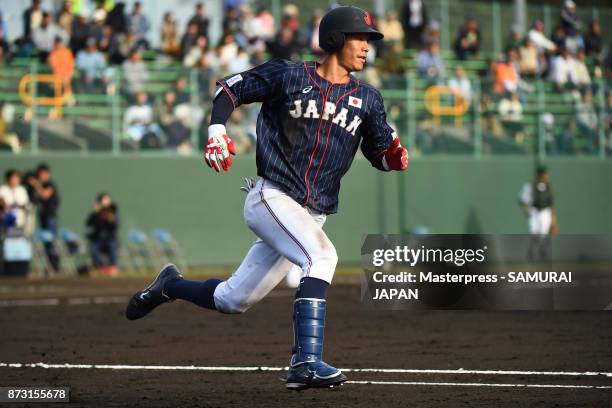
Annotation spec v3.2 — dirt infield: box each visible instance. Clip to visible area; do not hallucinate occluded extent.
[0,276,611,407]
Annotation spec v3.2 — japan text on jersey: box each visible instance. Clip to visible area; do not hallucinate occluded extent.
[216,59,395,214]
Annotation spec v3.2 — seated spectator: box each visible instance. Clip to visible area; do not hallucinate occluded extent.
[76,38,107,93]
[183,35,207,68]
[550,25,566,51]
[114,31,137,64]
[91,9,107,43]
[98,25,121,63]
[127,1,149,49]
[188,2,210,39]
[226,107,254,154]
[33,12,69,61]
[267,27,302,61]
[480,92,503,137]
[105,2,127,34]
[519,37,538,77]
[218,33,239,67]
[249,41,267,67]
[56,0,73,36]
[575,90,598,151]
[454,18,480,60]
[124,91,163,147]
[400,0,427,49]
[421,20,440,47]
[160,11,180,57]
[528,20,556,54]
[155,90,189,148]
[70,9,92,55]
[92,3,108,26]
[416,41,445,81]
[498,92,524,141]
[174,77,189,104]
[180,22,199,59]
[574,49,591,90]
[306,9,324,55]
[86,193,119,276]
[122,48,148,96]
[23,0,44,43]
[223,6,241,37]
[281,4,300,34]
[196,54,214,97]
[494,48,520,95]
[0,103,19,152]
[379,10,404,45]
[48,37,74,97]
[448,66,472,104]
[584,20,602,62]
[550,47,578,91]
[505,25,523,51]
[252,7,275,41]
[380,41,406,75]
[0,169,30,232]
[228,47,251,74]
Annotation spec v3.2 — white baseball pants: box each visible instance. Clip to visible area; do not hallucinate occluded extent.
[213,179,337,314]
[528,207,552,235]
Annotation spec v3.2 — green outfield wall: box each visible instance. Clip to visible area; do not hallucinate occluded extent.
[1,155,610,265]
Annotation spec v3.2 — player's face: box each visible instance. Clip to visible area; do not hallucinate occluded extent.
[339,34,370,72]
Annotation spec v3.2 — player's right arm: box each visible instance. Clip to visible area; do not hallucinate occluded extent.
[203,59,289,172]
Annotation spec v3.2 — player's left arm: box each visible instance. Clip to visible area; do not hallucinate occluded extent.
[360,89,408,172]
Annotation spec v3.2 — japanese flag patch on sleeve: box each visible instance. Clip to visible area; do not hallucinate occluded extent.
[348,96,362,109]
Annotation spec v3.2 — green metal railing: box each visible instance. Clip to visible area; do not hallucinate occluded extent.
[6,61,609,158]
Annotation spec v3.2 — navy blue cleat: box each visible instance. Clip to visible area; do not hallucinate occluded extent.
[125,264,182,320]
[286,355,347,391]
[285,298,347,391]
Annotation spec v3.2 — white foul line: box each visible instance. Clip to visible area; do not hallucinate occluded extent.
[347,381,612,389]
[1,363,612,381]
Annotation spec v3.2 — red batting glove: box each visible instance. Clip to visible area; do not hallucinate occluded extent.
[383,137,408,171]
[203,125,236,172]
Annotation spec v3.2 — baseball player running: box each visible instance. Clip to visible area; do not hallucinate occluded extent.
[126,6,408,391]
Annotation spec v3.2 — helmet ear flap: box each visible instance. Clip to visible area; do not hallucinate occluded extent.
[325,31,345,53]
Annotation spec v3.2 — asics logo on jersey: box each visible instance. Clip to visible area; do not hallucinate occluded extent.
[302,86,313,94]
[288,99,363,136]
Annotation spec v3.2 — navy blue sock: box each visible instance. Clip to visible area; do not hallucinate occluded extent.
[164,278,223,310]
[295,277,329,300]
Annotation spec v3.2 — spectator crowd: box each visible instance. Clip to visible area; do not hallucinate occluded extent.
[0,0,611,154]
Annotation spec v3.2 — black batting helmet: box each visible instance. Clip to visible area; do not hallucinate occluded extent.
[318,6,384,53]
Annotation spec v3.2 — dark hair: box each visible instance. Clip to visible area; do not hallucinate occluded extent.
[36,163,50,174]
[536,165,548,175]
[96,192,110,202]
[4,168,19,182]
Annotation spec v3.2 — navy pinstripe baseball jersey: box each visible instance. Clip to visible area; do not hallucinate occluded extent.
[216,58,395,214]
